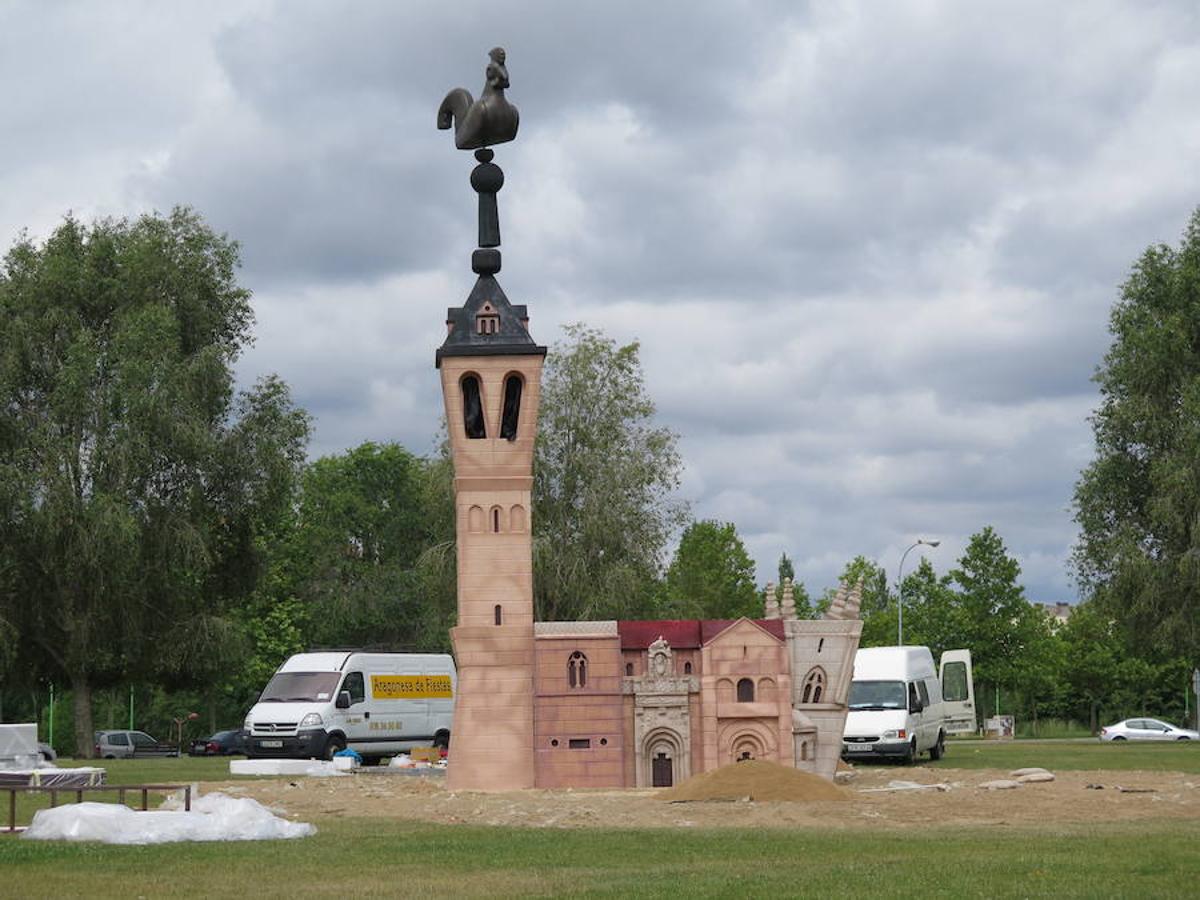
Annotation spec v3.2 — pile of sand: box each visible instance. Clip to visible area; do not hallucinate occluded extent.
[656,760,848,803]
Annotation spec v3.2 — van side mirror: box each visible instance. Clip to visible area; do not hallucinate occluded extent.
[336,691,351,709]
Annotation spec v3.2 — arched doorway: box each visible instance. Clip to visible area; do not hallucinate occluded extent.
[640,728,686,788]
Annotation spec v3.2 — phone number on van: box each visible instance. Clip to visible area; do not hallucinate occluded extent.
[371,675,454,699]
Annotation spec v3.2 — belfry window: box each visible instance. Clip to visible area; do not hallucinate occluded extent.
[500,374,523,440]
[461,375,485,439]
[568,651,588,689]
[737,678,755,703]
[802,667,826,704]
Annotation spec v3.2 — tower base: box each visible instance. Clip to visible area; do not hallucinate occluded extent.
[446,624,535,791]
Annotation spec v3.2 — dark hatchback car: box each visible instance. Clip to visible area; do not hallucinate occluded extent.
[188,730,248,757]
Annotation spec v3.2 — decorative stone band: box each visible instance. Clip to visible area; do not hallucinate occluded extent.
[533,620,618,637]
[622,676,699,695]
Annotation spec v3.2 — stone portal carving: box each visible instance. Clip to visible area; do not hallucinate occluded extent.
[625,638,697,787]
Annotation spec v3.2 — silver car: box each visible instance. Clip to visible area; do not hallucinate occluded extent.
[1099,718,1198,741]
[93,730,180,758]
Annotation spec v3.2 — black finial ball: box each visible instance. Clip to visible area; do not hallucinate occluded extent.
[471,157,504,195]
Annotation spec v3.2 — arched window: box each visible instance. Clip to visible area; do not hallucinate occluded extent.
[802,667,827,704]
[568,651,588,688]
[683,662,692,675]
[736,678,754,703]
[494,604,502,626]
[509,504,526,532]
[461,375,486,439]
[800,741,808,761]
[492,507,501,533]
[500,374,523,440]
[625,663,633,676]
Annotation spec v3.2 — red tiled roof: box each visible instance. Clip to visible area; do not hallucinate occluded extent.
[616,620,702,649]
[617,618,784,650]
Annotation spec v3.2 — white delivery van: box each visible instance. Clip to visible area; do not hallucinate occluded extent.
[244,651,456,762]
[841,646,970,763]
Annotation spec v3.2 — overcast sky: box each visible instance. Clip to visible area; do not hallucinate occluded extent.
[3,1,1199,605]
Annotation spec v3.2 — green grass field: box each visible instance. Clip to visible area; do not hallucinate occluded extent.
[929,738,1200,773]
[0,745,1195,898]
[2,817,1197,898]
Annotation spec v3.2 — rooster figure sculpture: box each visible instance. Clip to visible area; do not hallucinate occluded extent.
[437,47,520,150]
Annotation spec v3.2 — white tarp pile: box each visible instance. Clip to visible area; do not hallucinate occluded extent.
[22,792,315,844]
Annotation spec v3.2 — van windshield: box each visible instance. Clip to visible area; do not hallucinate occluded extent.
[259,672,342,703]
[848,680,907,710]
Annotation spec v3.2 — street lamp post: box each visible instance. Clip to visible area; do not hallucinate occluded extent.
[897,538,940,646]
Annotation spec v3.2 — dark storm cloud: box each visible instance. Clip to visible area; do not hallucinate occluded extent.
[4,1,1200,606]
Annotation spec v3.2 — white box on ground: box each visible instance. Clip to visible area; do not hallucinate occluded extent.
[229,758,347,777]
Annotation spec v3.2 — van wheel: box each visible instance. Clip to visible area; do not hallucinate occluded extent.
[930,731,946,761]
[324,735,346,760]
[901,740,915,765]
[433,731,450,751]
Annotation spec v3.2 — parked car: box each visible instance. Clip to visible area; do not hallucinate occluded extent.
[1100,718,1199,741]
[93,730,180,759]
[189,730,248,756]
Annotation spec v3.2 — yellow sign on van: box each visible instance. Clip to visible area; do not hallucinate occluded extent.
[370,674,453,699]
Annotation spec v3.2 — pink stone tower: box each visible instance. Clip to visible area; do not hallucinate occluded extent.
[436,144,546,791]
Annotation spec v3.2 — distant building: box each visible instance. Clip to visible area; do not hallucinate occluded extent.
[1039,602,1073,626]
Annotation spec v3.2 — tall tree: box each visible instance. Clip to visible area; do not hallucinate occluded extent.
[290,442,451,650]
[662,520,759,619]
[946,526,1050,708]
[0,210,309,756]
[1074,208,1200,659]
[533,324,688,621]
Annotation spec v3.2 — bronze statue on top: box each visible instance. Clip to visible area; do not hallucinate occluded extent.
[437,47,520,150]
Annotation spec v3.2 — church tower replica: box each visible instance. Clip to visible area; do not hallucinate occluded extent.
[435,49,544,791]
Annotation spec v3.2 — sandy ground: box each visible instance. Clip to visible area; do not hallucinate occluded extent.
[202,765,1200,832]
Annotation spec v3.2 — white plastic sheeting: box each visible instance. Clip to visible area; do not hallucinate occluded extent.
[22,792,315,843]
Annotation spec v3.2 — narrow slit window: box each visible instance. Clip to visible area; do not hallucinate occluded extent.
[568,738,590,749]
[494,604,502,626]
[461,375,486,439]
[500,375,522,440]
[492,508,501,533]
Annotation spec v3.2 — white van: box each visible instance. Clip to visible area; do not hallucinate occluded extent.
[841,646,971,763]
[244,651,456,762]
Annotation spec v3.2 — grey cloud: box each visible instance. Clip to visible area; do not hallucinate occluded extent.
[6,1,1200,608]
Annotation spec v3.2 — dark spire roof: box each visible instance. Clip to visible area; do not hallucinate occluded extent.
[435,272,546,367]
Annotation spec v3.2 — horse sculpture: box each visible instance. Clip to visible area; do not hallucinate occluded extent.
[437,47,520,150]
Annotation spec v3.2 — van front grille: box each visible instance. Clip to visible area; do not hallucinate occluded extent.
[251,722,298,736]
[844,736,879,744]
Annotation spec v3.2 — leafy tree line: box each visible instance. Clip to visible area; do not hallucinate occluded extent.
[7,206,1200,752]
